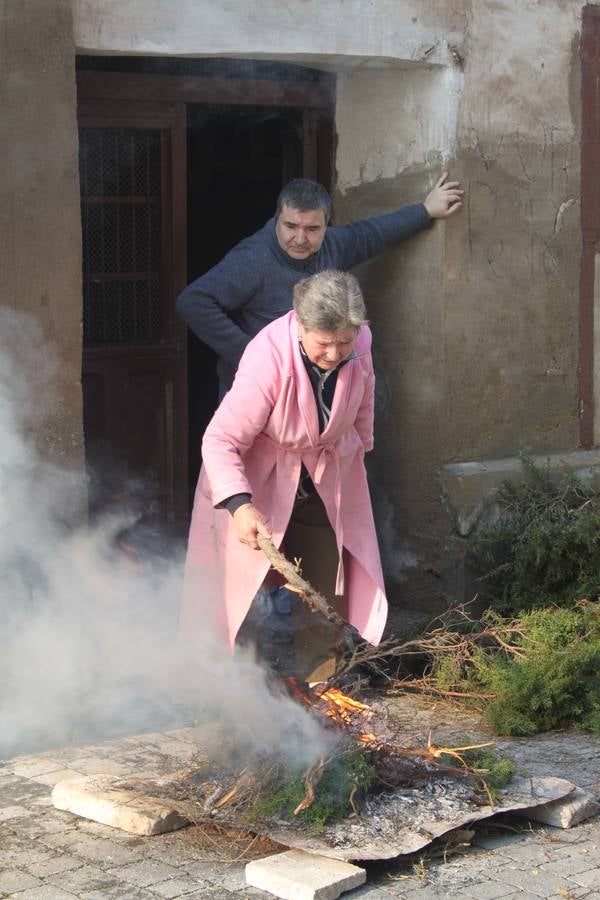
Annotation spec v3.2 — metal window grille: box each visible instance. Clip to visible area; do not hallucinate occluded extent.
[80,128,162,346]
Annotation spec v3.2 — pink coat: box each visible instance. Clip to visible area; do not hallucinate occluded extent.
[180,311,388,649]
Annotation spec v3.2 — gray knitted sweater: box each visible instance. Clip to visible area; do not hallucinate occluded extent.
[177,204,431,386]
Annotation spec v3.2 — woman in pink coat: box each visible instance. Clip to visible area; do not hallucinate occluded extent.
[180,270,388,682]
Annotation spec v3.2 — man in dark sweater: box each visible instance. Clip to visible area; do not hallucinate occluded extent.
[176,172,463,388]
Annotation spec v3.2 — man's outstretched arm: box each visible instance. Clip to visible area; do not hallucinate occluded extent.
[329,170,464,269]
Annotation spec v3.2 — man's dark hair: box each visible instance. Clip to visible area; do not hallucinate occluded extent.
[276,178,332,222]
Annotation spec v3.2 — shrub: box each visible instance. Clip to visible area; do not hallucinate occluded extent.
[428,603,600,735]
[472,455,600,614]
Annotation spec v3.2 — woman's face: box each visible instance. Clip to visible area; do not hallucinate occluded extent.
[298,323,357,370]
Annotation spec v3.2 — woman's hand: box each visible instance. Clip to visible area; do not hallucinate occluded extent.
[232,503,271,550]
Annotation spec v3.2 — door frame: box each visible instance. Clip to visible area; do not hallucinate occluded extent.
[77,70,336,183]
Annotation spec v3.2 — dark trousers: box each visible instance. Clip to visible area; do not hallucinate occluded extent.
[284,493,346,682]
[237,493,346,683]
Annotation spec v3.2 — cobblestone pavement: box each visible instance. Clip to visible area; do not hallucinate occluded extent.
[1,696,599,899]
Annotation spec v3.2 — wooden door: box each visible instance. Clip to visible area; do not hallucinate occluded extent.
[78,99,187,526]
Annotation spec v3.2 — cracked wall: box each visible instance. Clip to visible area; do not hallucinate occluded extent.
[332,1,591,618]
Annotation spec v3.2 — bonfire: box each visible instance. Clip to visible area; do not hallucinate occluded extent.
[142,538,512,844]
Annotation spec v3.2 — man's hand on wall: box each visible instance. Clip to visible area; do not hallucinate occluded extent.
[423,171,463,219]
[232,503,271,550]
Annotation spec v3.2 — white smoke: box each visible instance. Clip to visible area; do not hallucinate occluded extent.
[0,309,330,767]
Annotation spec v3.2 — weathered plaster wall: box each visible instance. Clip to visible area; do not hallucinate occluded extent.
[447,0,583,460]
[333,1,589,617]
[334,68,456,612]
[1,0,84,474]
[72,0,463,67]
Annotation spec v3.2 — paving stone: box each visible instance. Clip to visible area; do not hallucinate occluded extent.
[517,787,599,829]
[397,888,467,899]
[539,850,598,876]
[501,841,554,866]
[342,886,397,898]
[178,860,230,882]
[460,881,516,899]
[52,774,190,836]
[151,876,208,897]
[0,869,42,893]
[26,853,84,877]
[246,849,366,900]
[496,894,543,900]
[498,866,578,897]
[133,731,177,747]
[571,865,600,888]
[541,827,587,844]
[221,865,248,893]
[0,803,31,821]
[12,809,80,838]
[43,832,140,865]
[153,739,201,760]
[65,756,135,776]
[564,888,600,900]
[0,838,54,868]
[0,771,21,783]
[106,858,182,888]
[114,747,174,770]
[9,758,69,779]
[31,795,55,808]
[145,838,197,867]
[83,886,156,900]
[162,727,198,743]
[0,776,50,802]
[70,821,149,859]
[35,829,79,851]
[46,863,121,896]
[183,892,247,900]
[11,887,80,900]
[33,768,84,788]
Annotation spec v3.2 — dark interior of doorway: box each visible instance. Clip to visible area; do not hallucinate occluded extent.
[76,56,331,542]
[186,103,304,496]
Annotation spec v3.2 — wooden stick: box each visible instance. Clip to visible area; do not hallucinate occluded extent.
[256,534,360,649]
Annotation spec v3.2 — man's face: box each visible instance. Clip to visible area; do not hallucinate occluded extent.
[275,204,327,260]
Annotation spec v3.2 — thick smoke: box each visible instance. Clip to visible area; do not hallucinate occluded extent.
[0,310,330,766]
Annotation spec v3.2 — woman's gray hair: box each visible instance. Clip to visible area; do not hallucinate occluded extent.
[293,270,368,333]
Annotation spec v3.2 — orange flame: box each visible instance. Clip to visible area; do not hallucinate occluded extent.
[282,679,381,748]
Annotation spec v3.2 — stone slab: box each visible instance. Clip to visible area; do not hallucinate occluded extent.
[245,850,366,900]
[442,450,600,536]
[515,786,599,828]
[51,775,190,836]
